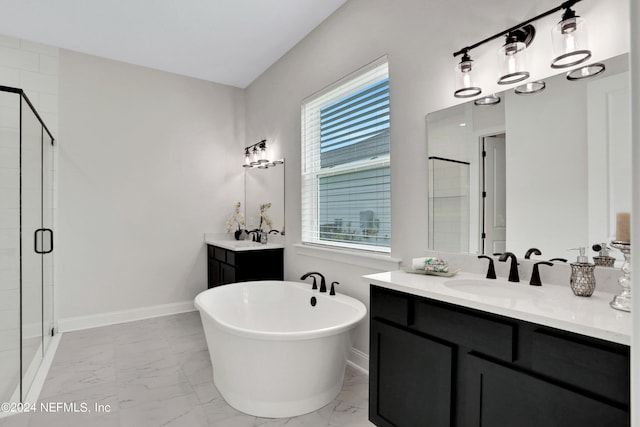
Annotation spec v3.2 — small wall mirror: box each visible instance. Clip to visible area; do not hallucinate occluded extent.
[426,53,630,262]
[244,161,285,234]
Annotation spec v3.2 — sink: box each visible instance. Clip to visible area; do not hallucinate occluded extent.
[444,279,544,299]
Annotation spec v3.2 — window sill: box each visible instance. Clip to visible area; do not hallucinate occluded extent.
[293,243,402,271]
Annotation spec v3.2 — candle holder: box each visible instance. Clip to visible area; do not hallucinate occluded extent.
[609,241,631,312]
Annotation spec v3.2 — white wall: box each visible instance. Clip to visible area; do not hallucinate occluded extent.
[244,0,631,363]
[57,50,245,322]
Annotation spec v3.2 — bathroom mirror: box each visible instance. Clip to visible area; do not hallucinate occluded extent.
[244,162,285,234]
[426,53,630,262]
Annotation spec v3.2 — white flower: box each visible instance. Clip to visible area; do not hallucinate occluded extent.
[258,202,272,231]
[225,202,245,233]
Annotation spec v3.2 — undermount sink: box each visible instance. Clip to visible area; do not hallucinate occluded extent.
[444,278,544,299]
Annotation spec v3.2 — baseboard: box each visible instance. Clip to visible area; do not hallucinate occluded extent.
[58,301,196,332]
[347,347,369,374]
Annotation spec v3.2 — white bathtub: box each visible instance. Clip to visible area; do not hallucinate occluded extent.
[194,280,367,418]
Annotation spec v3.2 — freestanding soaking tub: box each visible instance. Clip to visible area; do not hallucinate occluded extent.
[194,280,367,418]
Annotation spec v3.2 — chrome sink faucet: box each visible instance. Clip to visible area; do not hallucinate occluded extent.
[499,252,520,282]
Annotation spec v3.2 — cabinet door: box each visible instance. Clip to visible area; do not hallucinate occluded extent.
[465,354,629,427]
[220,263,236,285]
[370,320,453,427]
[208,258,220,288]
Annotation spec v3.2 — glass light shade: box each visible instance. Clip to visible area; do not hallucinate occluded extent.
[498,40,529,85]
[242,150,252,167]
[474,94,501,106]
[566,63,605,81]
[258,144,269,163]
[551,16,591,68]
[454,54,481,98]
[250,148,260,165]
[514,80,546,95]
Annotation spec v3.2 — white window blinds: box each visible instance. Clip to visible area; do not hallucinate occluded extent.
[301,58,390,252]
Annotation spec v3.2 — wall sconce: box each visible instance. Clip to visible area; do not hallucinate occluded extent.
[550,5,591,69]
[242,139,284,169]
[497,26,535,85]
[452,0,599,99]
[454,52,482,98]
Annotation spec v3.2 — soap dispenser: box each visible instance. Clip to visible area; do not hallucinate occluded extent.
[592,243,615,267]
[569,248,596,297]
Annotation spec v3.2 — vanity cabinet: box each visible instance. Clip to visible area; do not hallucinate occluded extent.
[207,244,283,288]
[369,285,630,427]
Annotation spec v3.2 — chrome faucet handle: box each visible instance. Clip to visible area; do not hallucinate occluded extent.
[478,255,497,279]
[330,281,339,296]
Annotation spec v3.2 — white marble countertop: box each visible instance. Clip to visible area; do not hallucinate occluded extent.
[363,270,631,345]
[204,233,285,251]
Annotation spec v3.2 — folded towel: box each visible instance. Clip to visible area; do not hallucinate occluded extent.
[411,257,428,270]
[411,257,449,273]
[424,257,449,273]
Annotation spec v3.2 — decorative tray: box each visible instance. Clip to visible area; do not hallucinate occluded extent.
[404,267,460,277]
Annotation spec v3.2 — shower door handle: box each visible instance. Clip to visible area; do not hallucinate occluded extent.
[43,228,53,254]
[34,228,54,254]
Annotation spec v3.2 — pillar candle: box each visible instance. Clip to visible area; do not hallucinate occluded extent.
[616,212,631,243]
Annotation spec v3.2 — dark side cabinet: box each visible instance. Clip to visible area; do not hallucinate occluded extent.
[369,285,630,427]
[207,244,283,288]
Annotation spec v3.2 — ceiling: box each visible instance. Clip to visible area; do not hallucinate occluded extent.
[0,0,348,88]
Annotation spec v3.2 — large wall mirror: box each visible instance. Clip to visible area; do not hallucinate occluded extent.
[244,162,285,234]
[426,53,630,263]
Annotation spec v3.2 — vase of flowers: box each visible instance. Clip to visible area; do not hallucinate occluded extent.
[225,202,245,240]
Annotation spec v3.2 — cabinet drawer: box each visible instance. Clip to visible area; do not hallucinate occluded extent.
[207,245,215,259]
[371,286,410,327]
[214,247,227,262]
[531,329,630,405]
[414,300,515,361]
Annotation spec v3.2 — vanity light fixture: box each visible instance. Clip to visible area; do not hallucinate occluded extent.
[550,4,591,69]
[497,26,535,85]
[454,52,481,98]
[566,62,605,80]
[452,0,593,98]
[474,94,501,106]
[514,81,546,95]
[242,140,284,169]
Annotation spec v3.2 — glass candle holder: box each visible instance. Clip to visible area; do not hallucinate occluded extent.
[610,241,631,312]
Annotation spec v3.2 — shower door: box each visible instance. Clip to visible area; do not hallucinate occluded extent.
[20,94,55,401]
[0,87,54,404]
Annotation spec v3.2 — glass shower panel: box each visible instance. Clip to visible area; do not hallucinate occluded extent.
[0,91,20,403]
[428,157,471,253]
[42,132,54,357]
[20,96,44,400]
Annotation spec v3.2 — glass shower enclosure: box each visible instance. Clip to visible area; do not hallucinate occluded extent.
[0,86,55,404]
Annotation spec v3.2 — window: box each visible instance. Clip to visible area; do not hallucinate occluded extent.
[301,58,390,252]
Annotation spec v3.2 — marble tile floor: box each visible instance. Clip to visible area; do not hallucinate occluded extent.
[0,312,373,427]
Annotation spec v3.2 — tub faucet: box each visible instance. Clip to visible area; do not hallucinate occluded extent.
[300,272,327,292]
[499,252,520,282]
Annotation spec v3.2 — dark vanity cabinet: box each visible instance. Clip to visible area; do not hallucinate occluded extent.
[369,285,630,427]
[207,244,283,288]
